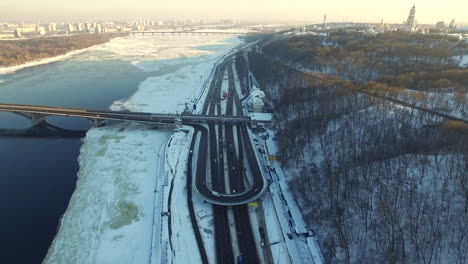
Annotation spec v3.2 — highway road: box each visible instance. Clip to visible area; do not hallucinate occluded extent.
[187,125,210,264]
[189,54,262,263]
[192,61,266,205]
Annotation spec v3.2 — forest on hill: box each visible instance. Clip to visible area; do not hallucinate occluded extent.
[260,31,468,119]
[242,31,468,263]
[261,31,467,81]
[0,33,122,67]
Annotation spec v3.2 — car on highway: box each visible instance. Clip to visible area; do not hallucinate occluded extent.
[211,190,221,197]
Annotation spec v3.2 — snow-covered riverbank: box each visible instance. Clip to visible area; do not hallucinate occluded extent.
[43,35,241,263]
[44,124,171,263]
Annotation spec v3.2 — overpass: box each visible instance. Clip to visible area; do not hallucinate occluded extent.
[191,124,267,206]
[0,103,252,126]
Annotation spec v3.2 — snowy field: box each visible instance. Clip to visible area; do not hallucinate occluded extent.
[453,54,468,68]
[44,34,241,263]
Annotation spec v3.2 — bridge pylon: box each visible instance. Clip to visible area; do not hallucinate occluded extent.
[89,118,105,127]
[30,113,47,125]
[175,117,183,127]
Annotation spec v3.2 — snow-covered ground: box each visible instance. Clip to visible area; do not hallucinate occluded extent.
[377,89,467,121]
[453,54,468,68]
[268,93,467,263]
[257,132,324,264]
[44,34,241,263]
[163,127,201,263]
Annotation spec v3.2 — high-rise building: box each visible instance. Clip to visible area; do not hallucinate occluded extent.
[406,4,416,26]
[47,23,57,31]
[37,27,46,35]
[66,23,74,33]
[95,24,102,33]
[84,23,92,32]
[75,23,83,31]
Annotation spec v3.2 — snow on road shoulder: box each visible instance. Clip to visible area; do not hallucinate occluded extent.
[192,196,216,263]
[261,131,325,264]
[44,123,170,264]
[262,196,291,264]
[163,127,203,263]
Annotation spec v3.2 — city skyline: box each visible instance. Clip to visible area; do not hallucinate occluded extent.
[1,0,468,25]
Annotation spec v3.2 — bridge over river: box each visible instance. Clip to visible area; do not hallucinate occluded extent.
[127,31,249,36]
[0,103,253,126]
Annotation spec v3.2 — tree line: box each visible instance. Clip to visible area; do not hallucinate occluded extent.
[0,33,122,67]
[261,31,466,81]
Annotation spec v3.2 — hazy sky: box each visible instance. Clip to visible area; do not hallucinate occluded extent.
[1,0,467,24]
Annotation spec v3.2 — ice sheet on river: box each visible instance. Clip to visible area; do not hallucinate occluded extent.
[106,36,240,113]
[44,123,170,263]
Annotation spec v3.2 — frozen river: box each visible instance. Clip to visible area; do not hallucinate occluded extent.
[0,35,239,263]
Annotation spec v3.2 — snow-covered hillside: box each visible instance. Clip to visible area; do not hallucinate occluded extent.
[248,45,468,264]
[375,88,467,120]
